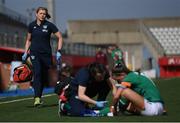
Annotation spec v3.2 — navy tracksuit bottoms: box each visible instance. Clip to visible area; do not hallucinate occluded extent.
[30,52,52,98]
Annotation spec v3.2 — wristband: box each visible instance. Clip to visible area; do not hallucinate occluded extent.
[115,84,126,89]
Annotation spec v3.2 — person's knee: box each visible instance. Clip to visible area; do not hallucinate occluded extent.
[121,88,145,110]
[121,88,131,97]
[114,93,120,100]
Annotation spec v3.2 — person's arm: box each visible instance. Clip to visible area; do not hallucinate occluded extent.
[54,31,63,51]
[110,88,124,113]
[112,88,123,106]
[78,85,97,105]
[24,33,31,53]
[107,77,117,97]
[110,81,131,113]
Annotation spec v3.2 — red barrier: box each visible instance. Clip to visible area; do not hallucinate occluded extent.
[159,57,180,78]
[0,46,95,73]
[62,55,95,73]
[0,46,95,89]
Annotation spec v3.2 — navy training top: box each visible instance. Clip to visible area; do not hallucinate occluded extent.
[28,20,59,54]
[70,67,110,95]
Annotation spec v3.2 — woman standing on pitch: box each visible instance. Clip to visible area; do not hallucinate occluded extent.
[22,7,63,106]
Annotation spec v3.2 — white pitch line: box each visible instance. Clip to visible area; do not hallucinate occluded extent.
[0,93,55,105]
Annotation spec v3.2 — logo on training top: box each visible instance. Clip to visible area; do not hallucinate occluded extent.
[43,25,47,29]
[31,55,35,60]
[42,25,48,32]
[33,26,36,29]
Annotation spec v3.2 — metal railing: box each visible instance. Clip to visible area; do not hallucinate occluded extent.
[0,5,100,57]
[0,32,26,48]
[139,21,164,60]
[51,37,97,56]
[0,32,97,56]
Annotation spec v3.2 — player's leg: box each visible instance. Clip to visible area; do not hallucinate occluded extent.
[68,95,87,116]
[30,52,43,106]
[140,99,164,116]
[121,88,164,116]
[41,53,52,88]
[121,88,145,112]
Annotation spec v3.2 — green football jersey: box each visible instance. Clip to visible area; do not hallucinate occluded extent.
[123,72,164,103]
[111,48,123,64]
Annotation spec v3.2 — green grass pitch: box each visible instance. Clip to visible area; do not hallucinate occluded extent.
[0,77,180,122]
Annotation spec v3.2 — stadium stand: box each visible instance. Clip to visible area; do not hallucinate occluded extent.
[0,4,28,49]
[149,27,180,55]
[147,25,180,78]
[67,17,180,78]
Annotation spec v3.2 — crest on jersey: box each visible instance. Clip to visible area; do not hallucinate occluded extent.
[43,25,47,29]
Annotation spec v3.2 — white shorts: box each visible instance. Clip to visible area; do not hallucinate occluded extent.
[141,99,164,116]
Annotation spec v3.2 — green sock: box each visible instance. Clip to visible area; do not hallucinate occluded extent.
[119,97,129,111]
[99,107,110,116]
[119,97,128,105]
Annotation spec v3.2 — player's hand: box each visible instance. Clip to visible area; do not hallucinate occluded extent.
[22,52,28,62]
[56,50,61,62]
[95,101,108,108]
